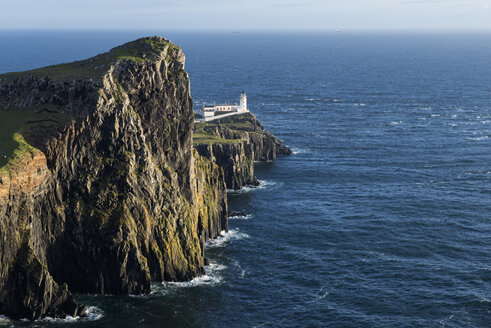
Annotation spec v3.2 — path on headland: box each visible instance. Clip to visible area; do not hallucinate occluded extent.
[194,111,247,123]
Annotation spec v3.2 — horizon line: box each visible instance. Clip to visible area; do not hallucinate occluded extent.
[1,28,491,32]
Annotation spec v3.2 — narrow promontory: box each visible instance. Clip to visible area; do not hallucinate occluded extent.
[193,113,292,190]
[0,36,289,321]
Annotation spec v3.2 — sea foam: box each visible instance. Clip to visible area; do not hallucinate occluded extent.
[229,214,254,220]
[36,306,103,323]
[205,229,250,248]
[257,180,276,189]
[160,262,226,288]
[467,136,488,141]
[290,146,308,154]
[227,184,260,193]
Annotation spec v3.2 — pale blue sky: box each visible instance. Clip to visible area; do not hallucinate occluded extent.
[0,0,490,30]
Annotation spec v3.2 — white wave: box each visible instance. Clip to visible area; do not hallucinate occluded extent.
[0,315,10,325]
[332,99,341,103]
[467,136,488,141]
[390,121,402,125]
[305,98,315,101]
[162,262,226,288]
[37,306,103,323]
[229,214,254,220]
[316,286,329,299]
[205,229,250,248]
[418,117,427,120]
[290,146,307,154]
[257,180,279,190]
[431,114,440,117]
[451,114,457,118]
[227,180,277,193]
[481,120,489,124]
[227,185,257,193]
[163,273,221,287]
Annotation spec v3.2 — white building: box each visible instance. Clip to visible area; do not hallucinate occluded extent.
[200,92,248,118]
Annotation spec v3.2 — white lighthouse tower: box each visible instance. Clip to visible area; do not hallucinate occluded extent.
[239,91,247,112]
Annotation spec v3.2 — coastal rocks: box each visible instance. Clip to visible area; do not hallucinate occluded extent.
[194,150,228,241]
[193,112,291,190]
[228,210,247,218]
[0,35,288,321]
[0,240,84,320]
[194,142,258,190]
[0,37,227,320]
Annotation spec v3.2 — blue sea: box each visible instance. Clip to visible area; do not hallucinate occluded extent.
[0,30,490,328]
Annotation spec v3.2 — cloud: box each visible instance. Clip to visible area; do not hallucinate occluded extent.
[0,0,490,30]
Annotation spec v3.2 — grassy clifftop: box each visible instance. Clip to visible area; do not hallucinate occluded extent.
[193,121,242,145]
[192,113,262,145]
[0,36,180,83]
[0,106,71,170]
[0,36,180,172]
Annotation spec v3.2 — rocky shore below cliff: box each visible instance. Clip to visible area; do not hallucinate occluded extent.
[0,36,289,321]
[193,112,291,190]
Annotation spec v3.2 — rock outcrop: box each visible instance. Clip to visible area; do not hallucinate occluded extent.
[194,150,228,241]
[194,142,257,190]
[0,37,226,320]
[193,113,291,189]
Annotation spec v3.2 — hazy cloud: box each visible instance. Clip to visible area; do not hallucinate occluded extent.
[0,0,490,30]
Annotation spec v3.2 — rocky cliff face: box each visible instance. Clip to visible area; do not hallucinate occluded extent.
[194,142,257,190]
[194,150,228,242]
[193,113,291,190]
[0,37,227,320]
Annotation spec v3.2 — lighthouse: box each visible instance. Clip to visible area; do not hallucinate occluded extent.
[239,91,247,111]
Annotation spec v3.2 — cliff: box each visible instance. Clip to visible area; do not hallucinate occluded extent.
[0,37,227,320]
[193,113,291,190]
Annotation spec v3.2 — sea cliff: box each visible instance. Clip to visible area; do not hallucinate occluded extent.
[193,113,291,190]
[0,36,288,320]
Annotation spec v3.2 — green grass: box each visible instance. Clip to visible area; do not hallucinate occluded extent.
[192,133,241,145]
[219,122,255,130]
[0,36,180,83]
[193,118,252,145]
[0,106,72,170]
[0,133,37,174]
[204,121,256,132]
[0,110,36,168]
[0,36,182,174]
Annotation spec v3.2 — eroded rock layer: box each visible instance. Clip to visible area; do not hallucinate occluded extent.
[194,113,292,190]
[0,37,227,320]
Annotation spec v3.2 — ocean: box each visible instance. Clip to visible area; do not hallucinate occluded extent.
[0,30,489,328]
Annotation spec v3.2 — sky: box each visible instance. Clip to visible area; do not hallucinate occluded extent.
[0,0,490,30]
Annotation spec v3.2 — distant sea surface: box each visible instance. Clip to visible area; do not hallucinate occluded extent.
[0,30,490,328]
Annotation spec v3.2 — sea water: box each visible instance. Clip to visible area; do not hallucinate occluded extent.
[0,30,489,327]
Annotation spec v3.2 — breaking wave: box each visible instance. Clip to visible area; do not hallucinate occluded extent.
[227,185,257,193]
[205,229,250,248]
[467,135,488,141]
[159,262,226,288]
[290,146,307,154]
[0,307,104,325]
[257,180,276,189]
[229,214,254,220]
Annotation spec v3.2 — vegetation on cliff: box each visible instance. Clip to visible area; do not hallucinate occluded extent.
[193,113,291,189]
[0,36,289,321]
[193,122,241,145]
[0,37,181,83]
[0,36,226,320]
